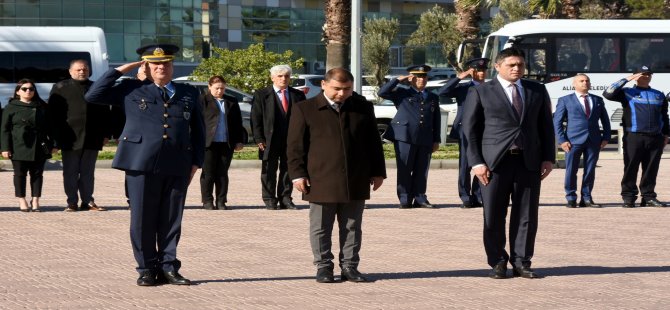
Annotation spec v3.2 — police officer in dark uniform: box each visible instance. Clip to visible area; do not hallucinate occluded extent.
[603,65,669,208]
[85,44,205,286]
[439,58,489,209]
[378,65,441,208]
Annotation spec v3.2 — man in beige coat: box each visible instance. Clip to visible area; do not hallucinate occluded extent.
[287,68,386,283]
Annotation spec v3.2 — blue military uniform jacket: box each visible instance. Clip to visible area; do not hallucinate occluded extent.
[378,78,441,146]
[85,69,205,177]
[438,78,473,139]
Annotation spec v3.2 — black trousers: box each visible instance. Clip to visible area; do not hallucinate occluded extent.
[200,142,233,204]
[12,159,46,197]
[481,152,541,269]
[61,149,99,205]
[260,146,292,203]
[621,132,665,202]
[126,171,188,274]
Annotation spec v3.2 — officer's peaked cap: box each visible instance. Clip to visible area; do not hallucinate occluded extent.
[137,44,179,63]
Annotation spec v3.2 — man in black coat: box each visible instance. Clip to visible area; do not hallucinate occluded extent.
[49,59,113,212]
[462,48,555,279]
[251,64,306,210]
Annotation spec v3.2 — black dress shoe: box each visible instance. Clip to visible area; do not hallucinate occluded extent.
[472,201,484,208]
[203,202,217,210]
[161,271,191,285]
[622,202,636,208]
[565,200,577,208]
[641,198,667,207]
[413,201,435,208]
[264,200,278,210]
[460,201,474,209]
[217,202,230,210]
[489,263,507,279]
[316,267,335,283]
[512,266,541,279]
[280,200,298,210]
[399,204,412,209]
[136,271,156,286]
[580,199,601,208]
[341,267,367,282]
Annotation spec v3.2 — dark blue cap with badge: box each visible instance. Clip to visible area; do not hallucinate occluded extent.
[634,64,652,74]
[407,64,432,75]
[465,58,490,70]
[136,44,179,63]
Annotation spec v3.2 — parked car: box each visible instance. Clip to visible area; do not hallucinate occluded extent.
[373,79,457,143]
[173,80,254,144]
[291,74,323,98]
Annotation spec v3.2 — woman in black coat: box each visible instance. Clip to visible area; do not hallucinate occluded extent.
[199,75,245,210]
[1,79,54,212]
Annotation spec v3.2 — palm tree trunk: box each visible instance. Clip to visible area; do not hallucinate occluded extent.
[324,0,351,70]
[561,0,580,19]
[455,1,481,40]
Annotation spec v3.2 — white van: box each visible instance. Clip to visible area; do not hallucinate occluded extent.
[0,26,109,106]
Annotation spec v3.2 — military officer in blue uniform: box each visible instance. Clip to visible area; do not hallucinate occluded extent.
[439,58,489,209]
[85,44,205,286]
[378,65,441,208]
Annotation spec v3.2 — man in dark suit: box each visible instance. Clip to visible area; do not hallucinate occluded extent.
[199,75,245,210]
[48,59,112,212]
[438,58,489,209]
[378,65,441,209]
[462,48,555,279]
[287,68,386,283]
[251,65,306,210]
[553,74,611,208]
[85,44,205,286]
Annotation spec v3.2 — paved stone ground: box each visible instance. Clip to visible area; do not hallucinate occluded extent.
[0,155,669,309]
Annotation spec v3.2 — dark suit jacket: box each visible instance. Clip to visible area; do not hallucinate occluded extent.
[553,93,611,145]
[251,86,306,160]
[85,69,205,177]
[287,93,386,203]
[438,77,473,139]
[462,78,555,171]
[377,78,441,146]
[199,93,244,147]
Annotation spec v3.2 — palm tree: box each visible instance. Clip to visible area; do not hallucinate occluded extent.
[455,0,482,40]
[528,0,582,18]
[323,0,351,70]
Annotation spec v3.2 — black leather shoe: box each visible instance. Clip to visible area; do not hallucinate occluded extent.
[264,200,278,210]
[580,199,601,208]
[566,200,577,208]
[489,262,507,279]
[340,267,367,282]
[413,201,435,208]
[203,202,216,210]
[217,202,230,210]
[316,267,335,283]
[399,204,412,209]
[160,271,191,285]
[512,266,541,279]
[136,271,156,286]
[641,198,667,207]
[622,202,636,208]
[461,201,474,209]
[473,201,484,208]
[280,199,298,210]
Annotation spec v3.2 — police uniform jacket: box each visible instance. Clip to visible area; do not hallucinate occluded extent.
[84,69,205,177]
[438,77,473,139]
[1,99,53,161]
[602,79,669,136]
[287,92,386,203]
[251,86,306,160]
[377,78,441,146]
[199,93,244,147]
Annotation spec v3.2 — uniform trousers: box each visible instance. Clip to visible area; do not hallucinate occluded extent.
[260,145,292,203]
[126,171,188,274]
[457,132,481,204]
[621,132,665,202]
[11,159,46,197]
[482,152,540,269]
[563,140,601,202]
[309,200,365,270]
[200,142,233,204]
[393,141,432,205]
[61,149,99,205]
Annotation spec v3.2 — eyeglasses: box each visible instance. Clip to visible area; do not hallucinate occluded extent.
[20,87,35,92]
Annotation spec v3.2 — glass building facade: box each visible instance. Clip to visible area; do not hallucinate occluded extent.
[0,0,456,75]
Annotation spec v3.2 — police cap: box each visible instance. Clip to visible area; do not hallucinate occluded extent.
[465,58,490,70]
[407,64,432,76]
[136,44,179,63]
[634,64,652,74]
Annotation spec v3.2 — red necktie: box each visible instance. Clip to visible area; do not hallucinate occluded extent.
[582,95,590,118]
[281,89,288,113]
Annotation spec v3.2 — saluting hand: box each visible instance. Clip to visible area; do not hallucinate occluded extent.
[115,61,145,74]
